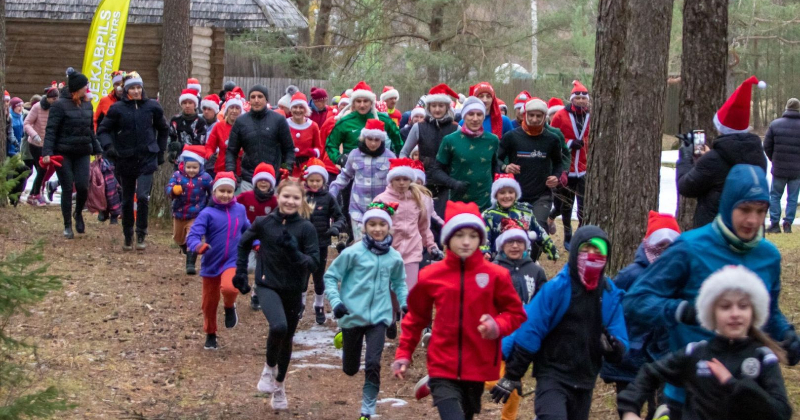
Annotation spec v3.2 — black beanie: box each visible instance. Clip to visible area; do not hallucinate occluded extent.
[248,85,269,101]
[66,67,89,93]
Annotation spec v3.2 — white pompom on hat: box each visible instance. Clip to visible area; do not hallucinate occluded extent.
[695,265,770,331]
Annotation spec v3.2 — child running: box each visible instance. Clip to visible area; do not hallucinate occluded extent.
[324,201,408,420]
[185,172,250,350]
[286,92,325,178]
[618,265,792,420]
[168,88,207,164]
[394,201,526,420]
[233,179,319,411]
[167,145,213,275]
[303,157,346,324]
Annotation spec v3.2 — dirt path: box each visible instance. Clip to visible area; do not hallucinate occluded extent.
[1,205,798,419]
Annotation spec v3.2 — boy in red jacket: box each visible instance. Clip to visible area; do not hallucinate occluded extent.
[393,201,526,420]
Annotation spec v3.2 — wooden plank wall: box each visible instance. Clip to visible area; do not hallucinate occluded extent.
[208,28,226,95]
[191,27,213,92]
[5,19,162,101]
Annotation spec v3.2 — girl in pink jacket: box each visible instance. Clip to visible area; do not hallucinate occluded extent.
[23,88,59,205]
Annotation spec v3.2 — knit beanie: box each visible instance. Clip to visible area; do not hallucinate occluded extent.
[695,265,770,331]
[123,71,143,89]
[9,97,23,110]
[248,85,269,101]
[786,98,800,112]
[66,67,89,93]
[213,171,237,191]
[252,162,277,187]
[441,201,486,246]
[363,201,398,229]
[310,87,328,100]
[460,96,486,117]
[46,87,60,98]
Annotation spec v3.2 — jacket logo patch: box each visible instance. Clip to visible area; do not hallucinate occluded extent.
[475,273,489,288]
[264,206,272,214]
[695,360,711,377]
[741,357,761,378]
[249,206,255,212]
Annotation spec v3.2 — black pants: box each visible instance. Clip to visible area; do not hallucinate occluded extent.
[54,154,90,228]
[342,324,387,416]
[521,193,553,261]
[550,176,585,242]
[310,246,328,297]
[616,381,657,420]
[429,378,484,420]
[534,377,593,420]
[29,145,46,196]
[666,397,683,420]
[118,168,153,237]
[256,286,302,383]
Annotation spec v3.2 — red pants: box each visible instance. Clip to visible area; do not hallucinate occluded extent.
[202,268,238,334]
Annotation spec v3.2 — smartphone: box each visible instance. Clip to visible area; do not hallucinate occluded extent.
[692,130,706,156]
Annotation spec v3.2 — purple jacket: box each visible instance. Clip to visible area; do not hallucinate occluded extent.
[166,167,213,220]
[186,197,251,277]
[329,148,395,222]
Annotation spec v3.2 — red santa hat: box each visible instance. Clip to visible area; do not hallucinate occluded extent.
[424,83,464,105]
[714,76,767,135]
[213,171,237,191]
[360,118,387,141]
[491,173,522,205]
[495,218,537,252]
[387,158,417,183]
[303,157,329,183]
[498,99,508,113]
[179,88,199,107]
[644,210,681,246]
[380,86,400,102]
[179,144,207,166]
[350,81,377,103]
[252,162,277,187]
[186,78,202,95]
[525,97,548,114]
[547,97,565,117]
[289,92,311,116]
[412,159,426,184]
[569,80,590,101]
[441,201,486,246]
[4,90,10,101]
[514,91,533,111]
[201,94,221,114]
[362,201,399,229]
[223,92,244,114]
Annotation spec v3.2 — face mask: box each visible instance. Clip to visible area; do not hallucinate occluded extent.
[577,252,606,290]
[115,86,123,97]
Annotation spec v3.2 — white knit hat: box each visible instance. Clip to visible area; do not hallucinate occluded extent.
[410,106,426,119]
[491,174,522,205]
[525,98,548,114]
[460,96,486,117]
[695,265,770,331]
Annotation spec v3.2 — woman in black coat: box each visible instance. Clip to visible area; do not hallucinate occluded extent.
[42,68,102,239]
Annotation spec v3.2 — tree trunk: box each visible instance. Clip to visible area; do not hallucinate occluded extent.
[426,4,444,85]
[0,0,6,167]
[676,0,727,231]
[530,0,538,77]
[294,0,311,46]
[311,0,333,63]
[151,0,192,220]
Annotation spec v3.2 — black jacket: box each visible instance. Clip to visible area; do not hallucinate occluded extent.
[677,133,767,228]
[498,126,563,200]
[43,91,101,156]
[237,211,319,293]
[493,254,547,305]
[226,108,294,183]
[417,116,458,183]
[617,336,791,420]
[306,187,346,247]
[400,124,413,142]
[97,90,169,161]
[764,110,800,179]
[168,113,207,163]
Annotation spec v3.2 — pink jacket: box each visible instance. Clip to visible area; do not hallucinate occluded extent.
[24,102,49,145]
[423,194,444,226]
[374,185,435,264]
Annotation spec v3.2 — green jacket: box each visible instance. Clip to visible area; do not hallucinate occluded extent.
[325,111,403,162]
[323,241,408,329]
[435,130,499,210]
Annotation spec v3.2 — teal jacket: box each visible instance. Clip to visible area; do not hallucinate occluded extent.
[324,241,408,329]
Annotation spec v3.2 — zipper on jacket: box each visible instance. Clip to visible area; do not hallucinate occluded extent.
[457,259,465,380]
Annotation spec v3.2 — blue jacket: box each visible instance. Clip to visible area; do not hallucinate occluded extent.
[323,240,408,329]
[166,166,213,220]
[460,114,514,136]
[186,198,251,277]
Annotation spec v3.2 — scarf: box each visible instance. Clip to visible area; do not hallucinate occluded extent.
[521,117,544,137]
[642,238,669,263]
[182,112,198,122]
[460,124,484,138]
[254,187,275,203]
[425,113,454,129]
[713,215,763,253]
[358,140,386,157]
[363,233,393,255]
[576,252,606,290]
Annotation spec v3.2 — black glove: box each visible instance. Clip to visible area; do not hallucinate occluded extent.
[157,153,165,166]
[336,154,348,168]
[601,328,626,363]
[325,227,340,237]
[782,329,800,366]
[232,271,251,295]
[451,180,469,195]
[430,248,444,261]
[401,305,409,317]
[569,139,585,150]
[104,145,120,159]
[490,377,523,404]
[503,344,535,381]
[676,300,698,325]
[679,143,695,163]
[168,141,183,153]
[333,303,350,319]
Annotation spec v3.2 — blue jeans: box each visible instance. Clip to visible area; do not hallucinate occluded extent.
[769,177,800,224]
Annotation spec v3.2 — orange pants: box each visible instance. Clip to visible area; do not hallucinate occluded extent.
[202,268,238,334]
[484,361,521,420]
[173,218,194,246]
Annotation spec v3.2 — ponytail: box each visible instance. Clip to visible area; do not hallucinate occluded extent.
[750,326,788,365]
[408,183,430,221]
[277,179,313,219]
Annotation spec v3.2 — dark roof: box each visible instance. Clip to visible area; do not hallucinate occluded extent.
[6,0,308,30]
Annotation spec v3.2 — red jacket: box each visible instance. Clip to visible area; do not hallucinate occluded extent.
[94,92,118,131]
[236,189,277,223]
[550,106,591,176]
[205,120,242,176]
[288,118,324,178]
[309,105,334,128]
[396,249,526,382]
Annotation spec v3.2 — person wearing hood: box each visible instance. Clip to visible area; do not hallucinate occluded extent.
[458,82,513,138]
[624,164,800,419]
[23,87,60,206]
[93,70,126,130]
[491,225,628,420]
[600,211,681,420]
[98,71,170,250]
[677,76,768,229]
[764,97,800,234]
[225,84,294,192]
[43,67,103,238]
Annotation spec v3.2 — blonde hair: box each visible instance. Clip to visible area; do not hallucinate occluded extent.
[276,179,312,219]
[408,182,430,221]
[749,326,788,365]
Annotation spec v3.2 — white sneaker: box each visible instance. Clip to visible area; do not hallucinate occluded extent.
[271,381,288,410]
[421,328,432,348]
[257,363,277,393]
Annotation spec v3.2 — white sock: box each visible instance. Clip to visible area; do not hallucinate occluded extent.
[314,294,324,307]
[301,291,307,306]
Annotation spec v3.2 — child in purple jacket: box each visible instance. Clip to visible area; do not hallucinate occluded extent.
[167,145,213,275]
[186,171,250,350]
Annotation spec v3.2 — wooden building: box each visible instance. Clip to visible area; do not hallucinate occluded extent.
[5,0,308,100]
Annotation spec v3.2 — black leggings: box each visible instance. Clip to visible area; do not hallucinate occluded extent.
[342,324,386,416]
[256,286,302,383]
[550,176,585,241]
[54,154,90,227]
[29,145,46,196]
[310,246,328,296]
[533,377,593,420]
[429,378,484,420]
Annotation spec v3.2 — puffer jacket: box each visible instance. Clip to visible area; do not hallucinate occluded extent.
[306,187,346,247]
[166,166,213,220]
[764,110,800,179]
[24,99,49,141]
[225,107,294,183]
[43,90,101,156]
[97,88,169,161]
[374,184,435,264]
